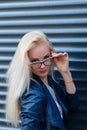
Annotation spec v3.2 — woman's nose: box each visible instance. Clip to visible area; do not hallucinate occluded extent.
[40,63,45,68]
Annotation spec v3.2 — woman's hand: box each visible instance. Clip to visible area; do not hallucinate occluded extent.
[52,52,76,94]
[52,52,69,74]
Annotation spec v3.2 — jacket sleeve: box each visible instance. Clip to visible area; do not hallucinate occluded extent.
[20,82,46,130]
[53,79,79,112]
[65,91,79,111]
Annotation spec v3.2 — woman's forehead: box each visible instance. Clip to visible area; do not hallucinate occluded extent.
[28,44,51,58]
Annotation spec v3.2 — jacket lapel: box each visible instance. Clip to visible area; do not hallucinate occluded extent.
[48,75,68,117]
[42,83,66,130]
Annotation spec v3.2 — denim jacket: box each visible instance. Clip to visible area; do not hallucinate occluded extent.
[20,74,79,130]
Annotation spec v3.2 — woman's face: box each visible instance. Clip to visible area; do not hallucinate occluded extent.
[28,43,52,81]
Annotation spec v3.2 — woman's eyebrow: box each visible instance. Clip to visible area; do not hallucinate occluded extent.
[43,53,51,58]
[44,52,51,56]
[31,52,51,61]
[31,58,39,61]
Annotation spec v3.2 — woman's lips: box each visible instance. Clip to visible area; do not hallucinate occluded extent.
[39,69,47,74]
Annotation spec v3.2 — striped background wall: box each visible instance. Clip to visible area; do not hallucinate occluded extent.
[0,0,87,130]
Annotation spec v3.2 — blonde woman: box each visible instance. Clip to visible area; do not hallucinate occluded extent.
[6,31,79,130]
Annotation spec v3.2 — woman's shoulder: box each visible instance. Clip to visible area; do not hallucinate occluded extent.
[20,79,47,117]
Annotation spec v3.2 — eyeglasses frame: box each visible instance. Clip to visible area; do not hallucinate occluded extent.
[29,56,53,69]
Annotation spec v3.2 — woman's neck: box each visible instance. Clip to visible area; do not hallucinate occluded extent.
[41,76,48,85]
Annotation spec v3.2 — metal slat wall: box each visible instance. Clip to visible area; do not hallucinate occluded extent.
[0,0,87,130]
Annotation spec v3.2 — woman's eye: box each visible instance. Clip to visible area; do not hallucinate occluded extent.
[31,59,38,62]
[44,55,50,59]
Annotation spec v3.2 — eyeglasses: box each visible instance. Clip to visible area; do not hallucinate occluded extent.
[29,56,53,69]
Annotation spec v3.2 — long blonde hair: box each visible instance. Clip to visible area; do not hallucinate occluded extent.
[6,30,54,127]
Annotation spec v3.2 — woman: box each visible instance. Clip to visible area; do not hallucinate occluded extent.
[6,31,79,130]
